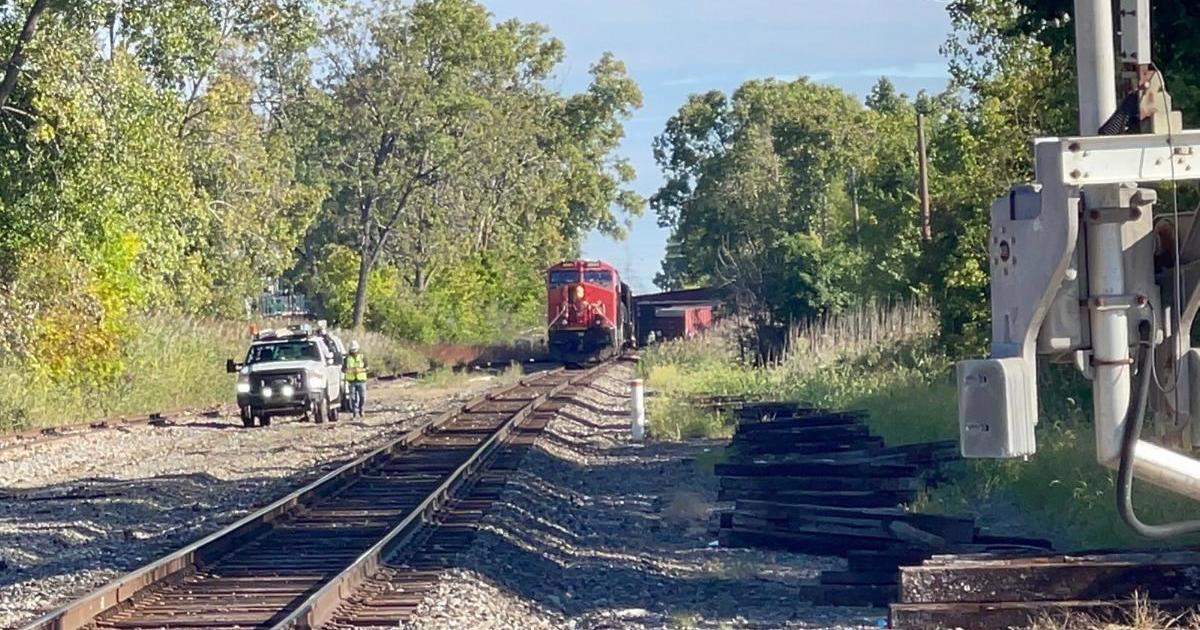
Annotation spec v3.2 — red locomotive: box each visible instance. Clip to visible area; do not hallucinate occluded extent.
[546,260,634,364]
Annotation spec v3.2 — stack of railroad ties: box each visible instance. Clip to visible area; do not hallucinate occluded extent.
[683,399,1003,620]
[704,397,1200,628]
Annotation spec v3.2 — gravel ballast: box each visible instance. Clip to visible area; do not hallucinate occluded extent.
[400,363,884,630]
[0,376,499,628]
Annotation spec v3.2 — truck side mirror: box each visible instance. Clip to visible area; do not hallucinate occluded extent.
[225,359,238,373]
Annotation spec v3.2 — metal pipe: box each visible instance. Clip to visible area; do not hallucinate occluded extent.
[1075,0,1131,466]
[1129,440,1200,502]
[1074,0,1117,133]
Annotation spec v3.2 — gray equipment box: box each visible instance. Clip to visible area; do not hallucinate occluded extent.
[957,357,1037,458]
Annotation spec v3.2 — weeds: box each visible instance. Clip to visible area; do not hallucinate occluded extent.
[1029,593,1200,629]
[0,315,429,432]
[640,301,1200,551]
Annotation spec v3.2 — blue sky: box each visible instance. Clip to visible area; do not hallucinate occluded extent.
[481,0,955,293]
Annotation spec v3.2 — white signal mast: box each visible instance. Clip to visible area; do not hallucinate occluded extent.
[958,0,1200,536]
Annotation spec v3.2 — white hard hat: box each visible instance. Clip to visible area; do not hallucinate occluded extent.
[349,340,360,352]
[316,319,328,331]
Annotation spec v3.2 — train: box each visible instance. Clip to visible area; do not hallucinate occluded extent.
[546,260,634,364]
[545,260,718,364]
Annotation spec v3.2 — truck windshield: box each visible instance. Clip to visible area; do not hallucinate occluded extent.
[584,270,613,287]
[246,340,321,364]
[548,270,578,287]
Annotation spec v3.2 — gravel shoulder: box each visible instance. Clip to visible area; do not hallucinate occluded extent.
[0,375,500,628]
[403,363,884,630]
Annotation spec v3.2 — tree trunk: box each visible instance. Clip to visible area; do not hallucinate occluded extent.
[351,242,372,330]
[414,262,427,294]
[0,0,50,110]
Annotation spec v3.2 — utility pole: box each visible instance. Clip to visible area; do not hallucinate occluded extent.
[916,112,932,242]
[850,167,860,245]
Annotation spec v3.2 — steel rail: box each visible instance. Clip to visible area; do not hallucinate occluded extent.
[272,363,606,629]
[16,369,564,630]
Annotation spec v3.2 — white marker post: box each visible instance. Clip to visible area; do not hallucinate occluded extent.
[630,378,646,441]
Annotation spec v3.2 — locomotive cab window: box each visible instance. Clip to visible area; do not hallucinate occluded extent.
[583,270,613,287]
[548,270,579,287]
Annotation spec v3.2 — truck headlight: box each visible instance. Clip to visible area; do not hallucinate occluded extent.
[262,387,273,398]
[307,375,325,391]
[280,385,294,398]
[236,380,251,394]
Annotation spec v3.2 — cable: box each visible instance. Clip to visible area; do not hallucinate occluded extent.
[1117,302,1200,538]
[1163,62,1186,448]
[1111,61,1200,538]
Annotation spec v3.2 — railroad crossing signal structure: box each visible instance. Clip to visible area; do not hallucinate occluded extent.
[958,0,1200,536]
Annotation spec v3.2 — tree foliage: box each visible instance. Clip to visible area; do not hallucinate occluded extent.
[651,0,1162,355]
[0,0,643,388]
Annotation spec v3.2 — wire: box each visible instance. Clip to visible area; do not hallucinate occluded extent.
[1162,63,1186,443]
[1118,302,1200,538]
[1115,65,1200,539]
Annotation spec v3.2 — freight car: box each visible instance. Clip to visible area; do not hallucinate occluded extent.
[644,305,713,342]
[546,260,633,365]
[632,287,722,346]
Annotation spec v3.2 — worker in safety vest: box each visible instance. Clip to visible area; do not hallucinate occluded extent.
[343,340,368,417]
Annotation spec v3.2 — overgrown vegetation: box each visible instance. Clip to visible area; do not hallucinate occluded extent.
[641,303,1200,551]
[651,1,1200,356]
[1030,592,1200,630]
[0,0,642,427]
[0,316,427,432]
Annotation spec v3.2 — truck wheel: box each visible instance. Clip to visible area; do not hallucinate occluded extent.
[240,407,254,429]
[328,396,339,423]
[258,414,271,427]
[314,399,327,424]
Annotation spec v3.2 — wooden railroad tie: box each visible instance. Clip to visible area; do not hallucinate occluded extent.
[713,401,1051,610]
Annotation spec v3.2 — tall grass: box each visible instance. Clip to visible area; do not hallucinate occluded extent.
[640,301,1200,550]
[778,300,937,367]
[0,315,429,432]
[639,302,937,441]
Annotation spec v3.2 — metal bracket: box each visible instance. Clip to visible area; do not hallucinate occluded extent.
[1084,206,1144,224]
[1088,294,1144,310]
[1045,132,1200,185]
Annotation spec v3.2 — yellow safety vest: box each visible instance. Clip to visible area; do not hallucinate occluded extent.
[345,355,368,382]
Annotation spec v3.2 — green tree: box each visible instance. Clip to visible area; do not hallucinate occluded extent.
[309,0,642,332]
[652,78,869,328]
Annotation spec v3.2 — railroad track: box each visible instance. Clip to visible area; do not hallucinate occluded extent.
[19,361,615,630]
[323,372,589,626]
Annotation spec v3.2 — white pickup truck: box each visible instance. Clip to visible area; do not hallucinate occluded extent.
[226,326,345,427]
